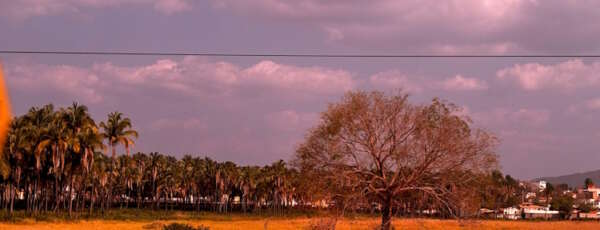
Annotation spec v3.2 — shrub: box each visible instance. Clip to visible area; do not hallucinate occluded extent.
[306,217,337,230]
[142,222,165,229]
[163,223,210,230]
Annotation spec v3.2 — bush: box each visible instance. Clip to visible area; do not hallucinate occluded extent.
[306,217,337,230]
[163,223,209,230]
[142,222,165,229]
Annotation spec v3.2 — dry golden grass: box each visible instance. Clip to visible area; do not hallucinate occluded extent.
[1,217,600,230]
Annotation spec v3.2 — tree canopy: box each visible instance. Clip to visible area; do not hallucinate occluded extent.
[294,91,498,229]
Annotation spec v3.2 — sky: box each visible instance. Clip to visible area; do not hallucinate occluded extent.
[1,0,600,179]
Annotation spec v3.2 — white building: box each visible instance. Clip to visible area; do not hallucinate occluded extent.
[538,180,547,191]
[525,192,536,200]
[502,207,521,220]
[520,204,559,219]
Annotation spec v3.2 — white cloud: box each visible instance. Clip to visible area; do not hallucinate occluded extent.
[497,59,600,91]
[0,0,191,20]
[5,63,104,103]
[265,110,318,132]
[585,98,600,110]
[4,58,357,163]
[5,58,356,103]
[441,75,488,91]
[566,98,600,115]
[369,71,488,93]
[430,42,520,55]
[368,71,424,93]
[242,60,354,94]
[213,0,600,53]
[153,0,190,14]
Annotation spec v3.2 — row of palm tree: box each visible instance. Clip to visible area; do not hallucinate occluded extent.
[0,103,301,217]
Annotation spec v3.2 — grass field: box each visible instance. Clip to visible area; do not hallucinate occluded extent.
[1,214,600,230]
[2,218,600,230]
[0,211,599,229]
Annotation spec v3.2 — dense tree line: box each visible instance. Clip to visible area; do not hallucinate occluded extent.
[479,170,523,210]
[0,103,303,217]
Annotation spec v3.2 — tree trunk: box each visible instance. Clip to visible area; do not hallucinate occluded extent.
[9,183,14,214]
[89,185,95,216]
[381,197,393,230]
[152,179,156,210]
[100,188,105,215]
[111,144,116,159]
[126,188,130,209]
[137,185,141,209]
[54,176,60,212]
[68,176,74,217]
[33,177,39,214]
[164,192,167,212]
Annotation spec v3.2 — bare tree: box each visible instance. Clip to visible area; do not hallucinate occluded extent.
[294,91,498,230]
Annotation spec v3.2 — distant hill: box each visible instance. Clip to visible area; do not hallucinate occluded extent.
[535,169,600,189]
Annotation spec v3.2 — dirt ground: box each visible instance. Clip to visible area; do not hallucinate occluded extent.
[1,218,600,230]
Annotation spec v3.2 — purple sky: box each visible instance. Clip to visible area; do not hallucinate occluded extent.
[1,0,600,179]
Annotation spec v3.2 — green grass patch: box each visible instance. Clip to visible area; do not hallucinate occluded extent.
[0,208,336,223]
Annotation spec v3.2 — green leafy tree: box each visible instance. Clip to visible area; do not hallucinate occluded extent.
[550,194,574,219]
[585,178,594,189]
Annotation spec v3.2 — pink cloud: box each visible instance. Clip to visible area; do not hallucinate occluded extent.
[153,0,190,14]
[566,98,600,117]
[265,110,318,132]
[430,42,519,55]
[213,1,600,54]
[5,58,356,104]
[5,63,104,103]
[585,98,600,110]
[441,75,488,91]
[368,71,424,93]
[242,60,354,94]
[0,0,191,20]
[369,71,487,92]
[212,0,534,53]
[497,59,600,91]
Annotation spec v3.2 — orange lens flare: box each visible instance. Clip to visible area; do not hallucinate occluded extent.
[0,63,10,151]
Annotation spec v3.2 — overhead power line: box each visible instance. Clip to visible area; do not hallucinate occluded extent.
[1,50,600,58]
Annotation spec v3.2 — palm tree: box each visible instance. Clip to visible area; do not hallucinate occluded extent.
[239,166,260,212]
[77,126,104,177]
[23,104,55,213]
[36,110,68,212]
[181,155,195,207]
[76,125,104,214]
[6,118,28,213]
[99,112,137,212]
[91,152,111,215]
[62,103,99,216]
[149,152,164,210]
[132,152,147,209]
[163,156,180,211]
[100,112,138,158]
